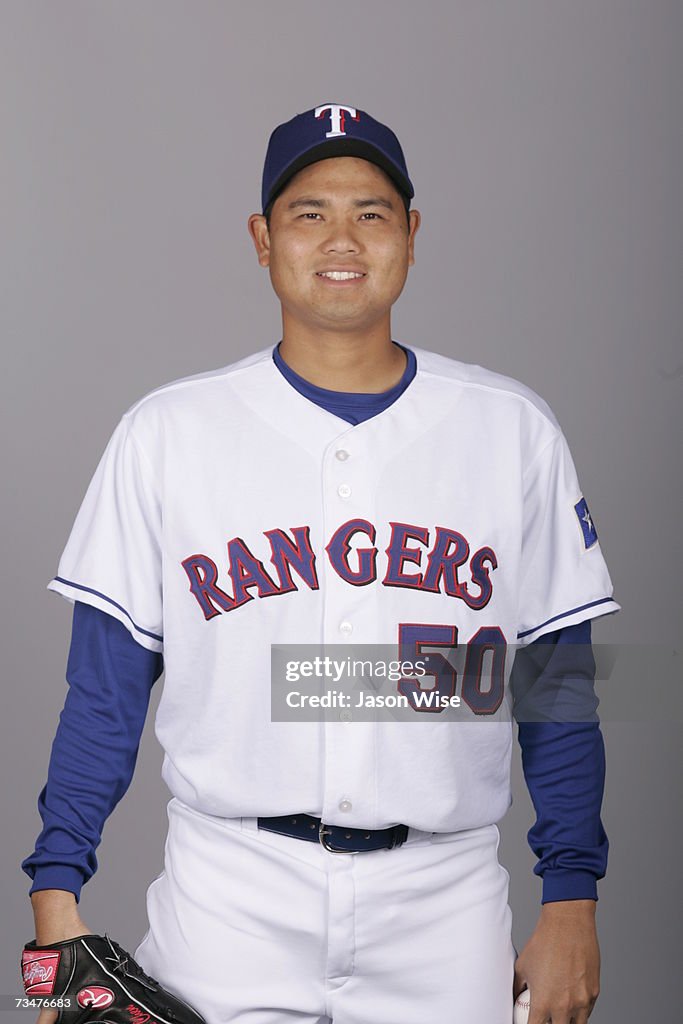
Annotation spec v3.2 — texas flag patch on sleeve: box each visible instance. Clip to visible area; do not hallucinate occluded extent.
[574,496,598,549]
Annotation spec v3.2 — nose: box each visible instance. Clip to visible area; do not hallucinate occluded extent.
[321,217,361,254]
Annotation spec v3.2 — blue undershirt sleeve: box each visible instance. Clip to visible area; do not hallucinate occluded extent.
[21,601,163,902]
[512,619,609,903]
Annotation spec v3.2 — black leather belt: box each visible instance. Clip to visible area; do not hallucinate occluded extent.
[257,813,410,853]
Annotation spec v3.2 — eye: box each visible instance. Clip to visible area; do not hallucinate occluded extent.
[298,211,383,221]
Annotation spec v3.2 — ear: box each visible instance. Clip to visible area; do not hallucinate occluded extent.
[407,209,421,267]
[248,214,271,267]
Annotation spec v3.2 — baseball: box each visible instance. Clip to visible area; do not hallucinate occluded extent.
[513,987,531,1024]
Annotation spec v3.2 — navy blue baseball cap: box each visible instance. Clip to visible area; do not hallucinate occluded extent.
[261,102,415,215]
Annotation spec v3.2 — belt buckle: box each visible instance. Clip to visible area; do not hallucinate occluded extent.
[318,822,358,854]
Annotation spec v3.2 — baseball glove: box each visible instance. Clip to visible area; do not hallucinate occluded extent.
[21,933,206,1024]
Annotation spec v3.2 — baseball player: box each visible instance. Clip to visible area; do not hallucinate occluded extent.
[22,103,619,1024]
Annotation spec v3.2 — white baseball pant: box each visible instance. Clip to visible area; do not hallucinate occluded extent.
[134,797,516,1023]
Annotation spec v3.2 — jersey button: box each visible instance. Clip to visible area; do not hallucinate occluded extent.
[338,799,352,812]
[335,449,350,461]
[337,483,352,499]
[339,621,353,635]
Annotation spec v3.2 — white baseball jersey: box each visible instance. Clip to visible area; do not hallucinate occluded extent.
[48,345,619,833]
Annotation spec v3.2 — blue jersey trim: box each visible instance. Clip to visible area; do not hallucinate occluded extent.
[517,597,615,639]
[272,341,417,425]
[53,577,164,642]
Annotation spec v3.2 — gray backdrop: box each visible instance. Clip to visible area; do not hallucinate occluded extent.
[2,1,681,1020]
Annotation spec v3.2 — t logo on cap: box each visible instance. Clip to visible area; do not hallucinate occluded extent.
[315,104,360,139]
[260,102,415,215]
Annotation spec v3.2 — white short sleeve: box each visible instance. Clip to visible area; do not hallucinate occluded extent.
[517,431,620,644]
[47,413,163,652]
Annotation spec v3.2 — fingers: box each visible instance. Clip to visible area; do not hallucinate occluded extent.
[527,998,597,1024]
[512,963,528,1002]
[573,1004,596,1024]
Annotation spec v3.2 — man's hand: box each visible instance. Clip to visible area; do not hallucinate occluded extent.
[28,890,91,1024]
[513,899,600,1024]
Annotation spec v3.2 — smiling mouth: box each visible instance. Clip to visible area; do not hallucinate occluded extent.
[316,271,366,282]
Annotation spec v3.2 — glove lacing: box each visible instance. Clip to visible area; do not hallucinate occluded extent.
[102,934,160,992]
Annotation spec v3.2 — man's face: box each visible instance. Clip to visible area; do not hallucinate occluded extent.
[249,156,420,335]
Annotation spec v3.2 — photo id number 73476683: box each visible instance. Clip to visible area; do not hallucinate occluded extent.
[15,997,73,1009]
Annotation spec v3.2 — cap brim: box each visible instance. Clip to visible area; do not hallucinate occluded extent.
[264,138,414,213]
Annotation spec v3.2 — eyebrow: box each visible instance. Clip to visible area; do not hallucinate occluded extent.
[286,196,395,212]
